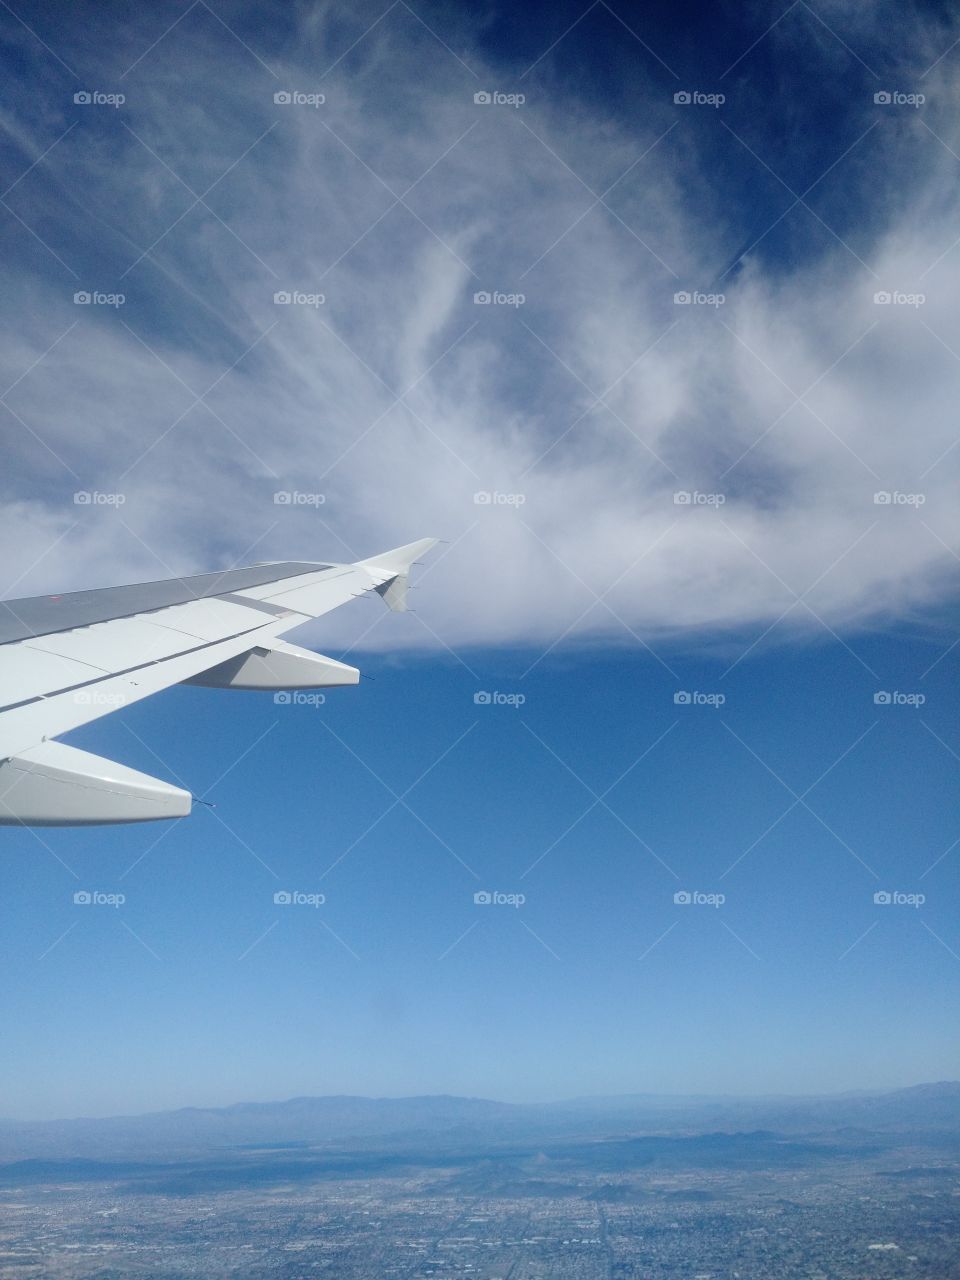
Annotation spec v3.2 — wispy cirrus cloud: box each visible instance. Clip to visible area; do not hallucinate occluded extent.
[1,0,958,653]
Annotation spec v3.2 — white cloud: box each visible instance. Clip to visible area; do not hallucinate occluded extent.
[1,3,958,655]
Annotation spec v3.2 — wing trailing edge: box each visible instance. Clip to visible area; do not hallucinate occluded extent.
[0,538,438,826]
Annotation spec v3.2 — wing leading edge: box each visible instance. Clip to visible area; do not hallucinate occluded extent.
[0,538,437,826]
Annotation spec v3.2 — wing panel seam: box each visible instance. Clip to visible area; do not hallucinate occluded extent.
[0,620,273,715]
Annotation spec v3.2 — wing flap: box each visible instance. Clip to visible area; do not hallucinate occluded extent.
[148,596,305,641]
[0,621,283,760]
[0,644,110,709]
[22,615,206,672]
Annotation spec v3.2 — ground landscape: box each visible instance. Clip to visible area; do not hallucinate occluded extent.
[0,1086,957,1277]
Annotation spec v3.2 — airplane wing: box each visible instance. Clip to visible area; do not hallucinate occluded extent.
[0,538,437,827]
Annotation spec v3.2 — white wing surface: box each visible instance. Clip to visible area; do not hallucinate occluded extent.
[0,539,436,826]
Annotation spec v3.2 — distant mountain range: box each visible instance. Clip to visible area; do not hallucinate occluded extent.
[0,1082,957,1161]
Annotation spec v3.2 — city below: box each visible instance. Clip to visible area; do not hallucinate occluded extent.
[0,1083,957,1277]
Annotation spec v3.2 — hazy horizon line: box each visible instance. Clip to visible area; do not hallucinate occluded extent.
[3,1078,957,1128]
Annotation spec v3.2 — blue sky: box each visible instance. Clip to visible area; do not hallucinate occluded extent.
[0,0,959,1118]
[2,630,958,1117]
